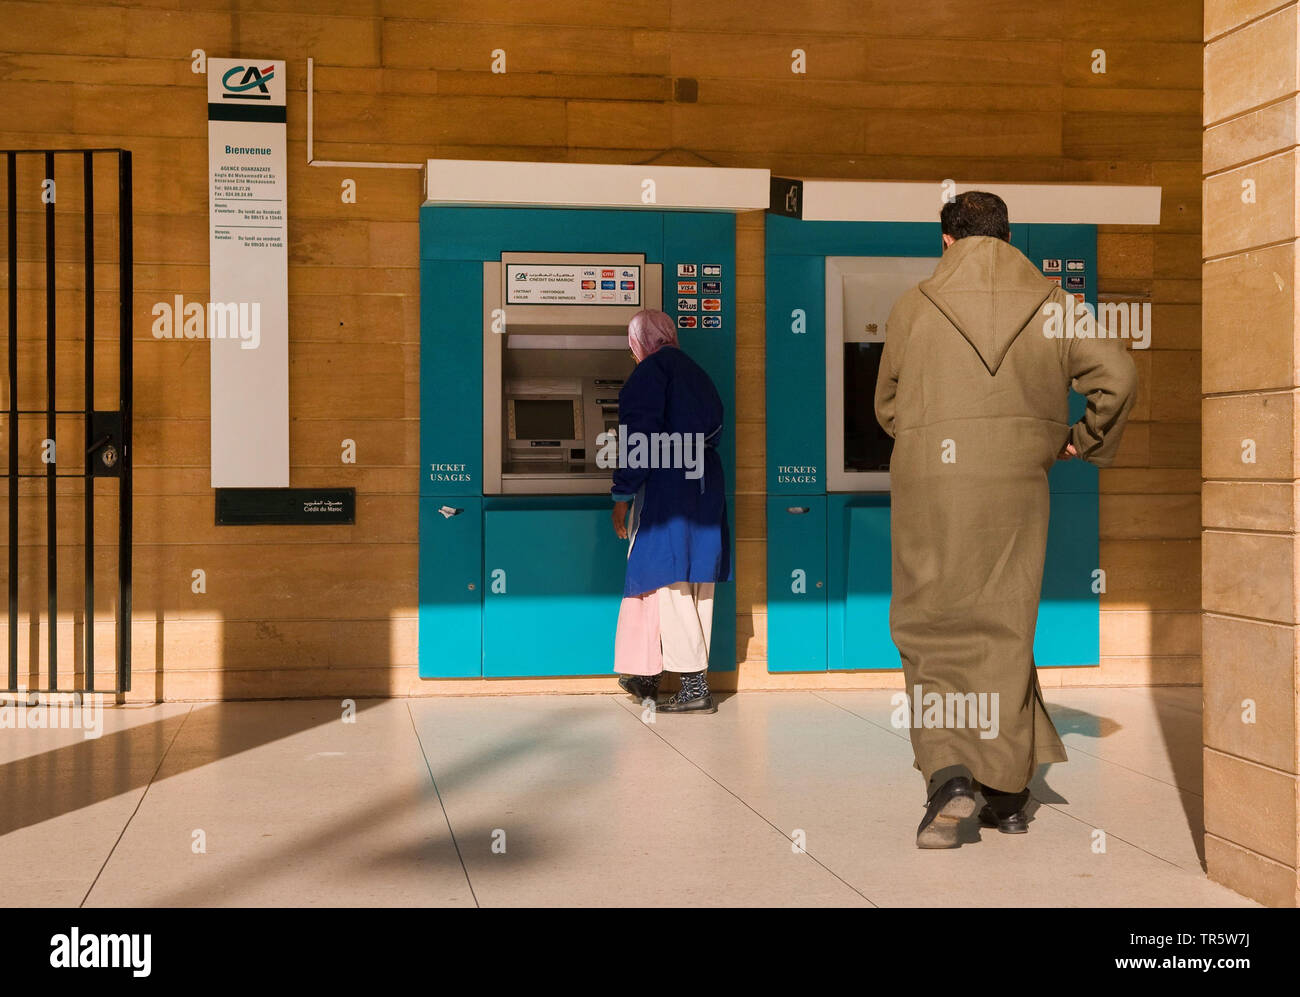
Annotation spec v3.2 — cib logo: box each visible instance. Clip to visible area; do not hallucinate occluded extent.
[221,64,275,100]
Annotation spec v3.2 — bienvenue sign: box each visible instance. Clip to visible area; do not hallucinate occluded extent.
[207,57,289,487]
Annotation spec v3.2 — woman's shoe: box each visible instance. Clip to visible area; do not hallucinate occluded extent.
[618,674,660,700]
[659,670,715,713]
[658,690,717,714]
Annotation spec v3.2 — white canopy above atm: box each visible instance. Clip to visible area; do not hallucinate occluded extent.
[771,178,1162,226]
[423,159,770,212]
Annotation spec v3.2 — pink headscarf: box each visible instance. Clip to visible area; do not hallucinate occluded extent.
[627,308,679,362]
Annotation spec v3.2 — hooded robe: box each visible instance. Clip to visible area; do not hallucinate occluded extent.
[874,236,1137,792]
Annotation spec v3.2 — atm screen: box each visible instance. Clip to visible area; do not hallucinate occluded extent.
[514,399,575,440]
[844,343,894,471]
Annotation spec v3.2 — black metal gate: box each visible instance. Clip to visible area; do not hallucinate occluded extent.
[2,148,132,695]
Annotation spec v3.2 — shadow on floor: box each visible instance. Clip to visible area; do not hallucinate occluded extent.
[0,699,385,838]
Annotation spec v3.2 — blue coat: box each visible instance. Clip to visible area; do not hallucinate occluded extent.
[611,346,731,597]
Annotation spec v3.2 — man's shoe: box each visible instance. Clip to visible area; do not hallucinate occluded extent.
[916,776,978,849]
[657,690,717,714]
[618,675,660,701]
[978,804,1029,834]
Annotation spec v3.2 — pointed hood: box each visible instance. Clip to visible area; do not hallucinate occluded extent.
[919,236,1054,375]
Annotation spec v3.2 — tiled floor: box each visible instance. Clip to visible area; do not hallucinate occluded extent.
[1,688,1256,907]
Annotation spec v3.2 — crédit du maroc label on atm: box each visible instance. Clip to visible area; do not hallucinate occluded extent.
[506,264,640,305]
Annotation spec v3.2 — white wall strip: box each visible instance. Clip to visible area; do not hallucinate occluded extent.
[424,159,771,212]
[789,179,1163,225]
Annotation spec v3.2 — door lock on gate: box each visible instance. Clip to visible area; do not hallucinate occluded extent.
[86,413,125,477]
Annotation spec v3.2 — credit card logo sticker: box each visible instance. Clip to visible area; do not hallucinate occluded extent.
[677,315,698,328]
[702,315,722,328]
[677,281,697,295]
[1064,275,1085,290]
[702,264,721,276]
[702,280,721,294]
[678,298,698,311]
[701,298,721,311]
[677,263,697,277]
[1066,260,1085,271]
[1042,259,1061,273]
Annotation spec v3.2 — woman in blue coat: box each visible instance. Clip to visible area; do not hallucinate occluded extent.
[609,309,730,714]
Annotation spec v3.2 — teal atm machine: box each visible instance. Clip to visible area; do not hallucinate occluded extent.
[764,177,1158,674]
[418,160,768,678]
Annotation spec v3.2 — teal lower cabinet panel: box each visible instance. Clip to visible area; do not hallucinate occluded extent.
[478,498,738,677]
[1036,490,1101,667]
[829,495,899,671]
[765,496,828,672]
[766,489,1098,674]
[482,502,626,677]
[419,497,483,678]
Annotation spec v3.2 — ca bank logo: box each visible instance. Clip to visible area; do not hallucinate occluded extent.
[221,65,275,101]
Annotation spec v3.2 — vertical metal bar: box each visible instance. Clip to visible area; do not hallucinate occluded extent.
[6,153,16,691]
[44,152,55,691]
[116,151,131,694]
[83,152,94,692]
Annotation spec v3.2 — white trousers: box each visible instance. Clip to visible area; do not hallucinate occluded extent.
[656,582,715,673]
